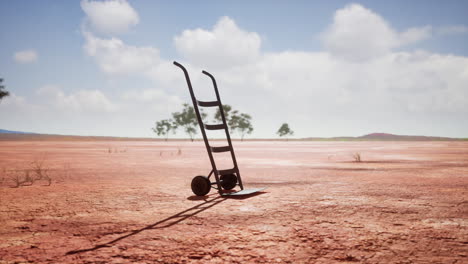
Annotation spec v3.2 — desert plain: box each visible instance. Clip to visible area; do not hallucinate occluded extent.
[0,140,467,263]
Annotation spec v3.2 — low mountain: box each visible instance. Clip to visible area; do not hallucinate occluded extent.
[0,129,35,134]
[304,132,464,141]
[359,133,459,141]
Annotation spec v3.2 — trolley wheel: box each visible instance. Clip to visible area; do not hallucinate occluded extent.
[191,176,211,196]
[220,174,237,190]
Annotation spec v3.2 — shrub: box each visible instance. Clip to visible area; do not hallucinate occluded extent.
[352,152,362,162]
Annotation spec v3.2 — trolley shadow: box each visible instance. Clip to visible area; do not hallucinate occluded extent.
[66,192,264,255]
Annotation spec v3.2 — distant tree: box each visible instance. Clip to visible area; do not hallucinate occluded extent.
[214,104,232,122]
[231,112,253,141]
[0,78,9,101]
[152,119,177,141]
[214,104,254,141]
[172,103,206,142]
[277,123,294,140]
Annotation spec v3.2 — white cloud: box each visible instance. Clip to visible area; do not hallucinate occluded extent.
[436,25,468,35]
[123,88,177,102]
[400,26,432,45]
[174,16,261,69]
[37,85,117,112]
[74,4,468,138]
[81,0,139,35]
[321,4,398,61]
[83,31,160,75]
[144,60,186,85]
[79,0,204,85]
[386,52,468,113]
[82,31,185,86]
[0,85,183,137]
[14,49,38,64]
[170,12,468,137]
[0,88,117,117]
[121,88,183,114]
[321,4,431,62]
[0,93,27,109]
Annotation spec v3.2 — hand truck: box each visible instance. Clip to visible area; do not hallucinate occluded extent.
[174,61,265,196]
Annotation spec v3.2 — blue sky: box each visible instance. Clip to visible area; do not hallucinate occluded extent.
[1,1,467,138]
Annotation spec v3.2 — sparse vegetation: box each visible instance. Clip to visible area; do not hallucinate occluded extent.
[277,123,294,140]
[154,103,254,142]
[11,170,34,188]
[0,168,5,185]
[152,119,177,141]
[1,157,54,187]
[107,147,127,153]
[30,158,52,186]
[352,152,362,162]
[172,103,207,142]
[0,78,10,102]
[214,104,233,122]
[7,168,51,188]
[232,113,253,141]
[214,104,254,141]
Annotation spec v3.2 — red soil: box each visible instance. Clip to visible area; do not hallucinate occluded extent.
[0,141,467,263]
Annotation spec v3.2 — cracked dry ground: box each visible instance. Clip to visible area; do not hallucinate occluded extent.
[0,141,467,263]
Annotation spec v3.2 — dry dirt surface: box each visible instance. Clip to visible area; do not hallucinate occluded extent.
[0,140,467,263]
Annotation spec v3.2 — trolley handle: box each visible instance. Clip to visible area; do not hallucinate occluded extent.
[203,70,220,92]
[173,61,187,72]
[202,70,214,79]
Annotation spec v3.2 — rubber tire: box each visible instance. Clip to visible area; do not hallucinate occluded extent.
[191,176,211,196]
[220,174,237,190]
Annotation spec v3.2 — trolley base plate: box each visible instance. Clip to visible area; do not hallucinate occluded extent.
[221,188,266,196]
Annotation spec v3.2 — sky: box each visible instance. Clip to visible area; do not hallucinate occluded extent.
[1,0,467,139]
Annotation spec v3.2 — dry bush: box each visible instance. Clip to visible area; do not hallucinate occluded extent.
[3,157,53,188]
[177,147,182,155]
[0,167,5,185]
[107,147,127,153]
[352,152,362,162]
[9,169,34,188]
[30,158,52,186]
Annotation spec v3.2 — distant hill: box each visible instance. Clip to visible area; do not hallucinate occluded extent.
[0,132,158,141]
[0,129,36,134]
[358,133,458,141]
[305,132,465,141]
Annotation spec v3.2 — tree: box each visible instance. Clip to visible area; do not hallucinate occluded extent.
[152,119,177,141]
[0,78,9,102]
[214,104,254,141]
[277,123,294,140]
[214,104,232,122]
[172,103,206,142]
[231,112,253,141]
